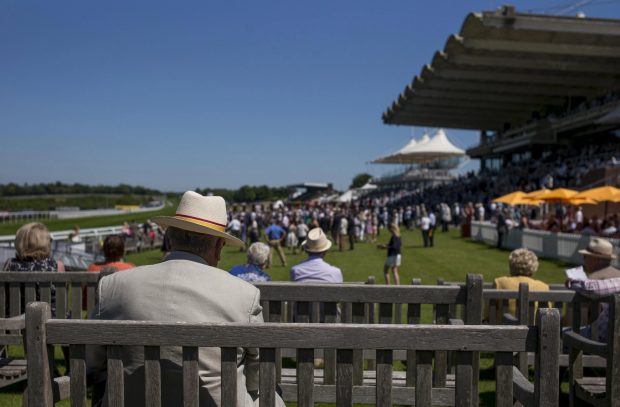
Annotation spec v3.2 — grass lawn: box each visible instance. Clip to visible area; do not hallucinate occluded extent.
[0,202,176,235]
[0,227,572,405]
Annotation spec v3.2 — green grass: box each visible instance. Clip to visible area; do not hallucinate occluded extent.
[0,201,176,235]
[0,227,571,405]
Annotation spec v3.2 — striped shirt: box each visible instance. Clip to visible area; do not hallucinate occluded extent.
[568,277,620,342]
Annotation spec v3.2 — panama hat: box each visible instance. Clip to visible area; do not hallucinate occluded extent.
[579,237,617,260]
[152,191,244,247]
[301,228,332,253]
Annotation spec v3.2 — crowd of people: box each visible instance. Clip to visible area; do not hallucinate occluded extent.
[3,190,620,406]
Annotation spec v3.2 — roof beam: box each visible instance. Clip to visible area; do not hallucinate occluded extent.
[477,12,620,36]
[396,104,528,118]
[448,53,620,75]
[463,38,620,58]
[410,88,565,105]
[385,116,503,131]
[404,96,543,110]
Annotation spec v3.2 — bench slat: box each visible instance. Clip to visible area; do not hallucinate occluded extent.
[144,346,161,407]
[40,284,52,306]
[71,283,82,320]
[70,344,87,407]
[259,347,276,407]
[336,349,353,407]
[107,345,124,407]
[352,302,366,386]
[375,349,392,407]
[495,351,513,407]
[434,304,449,388]
[220,347,237,407]
[455,351,473,407]
[182,346,198,407]
[44,321,536,351]
[323,302,337,385]
[296,348,314,407]
[24,282,36,305]
[416,350,433,407]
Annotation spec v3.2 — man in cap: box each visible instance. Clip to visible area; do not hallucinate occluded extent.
[87,191,285,407]
[290,228,343,283]
[578,237,620,279]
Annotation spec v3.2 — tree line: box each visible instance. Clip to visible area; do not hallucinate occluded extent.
[0,182,162,197]
[195,185,294,203]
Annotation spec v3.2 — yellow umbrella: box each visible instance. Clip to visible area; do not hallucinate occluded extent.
[573,186,620,203]
[567,197,597,206]
[537,188,578,204]
[492,191,534,206]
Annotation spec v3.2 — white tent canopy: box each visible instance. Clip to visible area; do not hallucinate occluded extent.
[399,129,465,163]
[370,133,428,164]
[371,130,465,164]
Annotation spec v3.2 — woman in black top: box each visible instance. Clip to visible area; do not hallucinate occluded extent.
[378,224,401,285]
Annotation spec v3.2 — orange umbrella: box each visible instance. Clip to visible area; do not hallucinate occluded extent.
[537,188,578,204]
[492,191,536,206]
[573,186,620,203]
[567,197,597,206]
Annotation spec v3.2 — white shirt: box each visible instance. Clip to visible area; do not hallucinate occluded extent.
[420,216,431,231]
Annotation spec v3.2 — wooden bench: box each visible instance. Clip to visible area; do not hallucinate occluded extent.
[25,301,560,407]
[564,293,620,407]
[0,314,26,388]
[254,274,483,405]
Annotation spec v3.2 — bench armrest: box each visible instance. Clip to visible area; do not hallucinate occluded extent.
[53,376,70,402]
[502,313,518,325]
[0,314,26,331]
[562,329,607,357]
[512,366,534,407]
[448,318,463,325]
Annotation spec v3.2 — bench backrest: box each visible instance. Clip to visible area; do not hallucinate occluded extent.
[25,302,560,407]
[0,271,100,319]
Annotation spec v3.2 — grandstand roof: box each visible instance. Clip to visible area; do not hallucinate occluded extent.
[371,133,428,164]
[382,5,620,131]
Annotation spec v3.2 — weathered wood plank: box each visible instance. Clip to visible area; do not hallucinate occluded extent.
[45,321,536,351]
[9,283,21,317]
[254,282,464,304]
[40,283,52,305]
[24,282,36,305]
[70,344,87,407]
[517,283,529,376]
[220,347,237,407]
[296,348,314,407]
[323,302,338,385]
[495,352,513,407]
[534,308,560,407]
[455,351,473,407]
[375,350,392,407]
[0,272,99,283]
[26,302,54,407]
[464,274,482,406]
[144,346,161,407]
[71,282,82,320]
[608,295,620,407]
[182,347,199,407]
[416,350,433,407]
[336,349,353,407]
[107,345,124,407]
[86,285,96,313]
[352,302,365,386]
[259,348,276,407]
[268,301,282,383]
[406,278,421,387]
[434,303,449,388]
[56,284,67,320]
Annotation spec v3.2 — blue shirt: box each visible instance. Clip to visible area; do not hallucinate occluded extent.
[290,256,343,283]
[265,224,285,240]
[229,264,272,282]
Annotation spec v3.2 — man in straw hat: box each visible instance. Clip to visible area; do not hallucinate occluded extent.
[87,191,285,407]
[290,227,343,283]
[578,237,620,280]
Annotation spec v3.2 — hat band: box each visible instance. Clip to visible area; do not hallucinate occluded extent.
[588,247,612,257]
[174,213,226,232]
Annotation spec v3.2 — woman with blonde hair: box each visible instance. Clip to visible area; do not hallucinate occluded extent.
[3,222,64,272]
[493,248,549,317]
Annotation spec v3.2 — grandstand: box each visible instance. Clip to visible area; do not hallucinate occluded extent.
[381,5,620,208]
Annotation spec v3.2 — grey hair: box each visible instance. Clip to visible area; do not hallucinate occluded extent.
[247,242,270,267]
[166,227,219,258]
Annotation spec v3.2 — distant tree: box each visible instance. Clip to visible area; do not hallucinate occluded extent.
[350,173,373,189]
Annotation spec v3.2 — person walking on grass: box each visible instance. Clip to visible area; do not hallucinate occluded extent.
[378,224,401,285]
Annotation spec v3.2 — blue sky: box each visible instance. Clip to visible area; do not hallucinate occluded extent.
[2,1,619,192]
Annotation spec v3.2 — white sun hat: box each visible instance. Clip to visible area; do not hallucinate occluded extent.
[153,191,244,247]
[301,228,333,253]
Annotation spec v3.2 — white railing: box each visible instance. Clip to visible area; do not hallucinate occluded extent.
[470,221,620,267]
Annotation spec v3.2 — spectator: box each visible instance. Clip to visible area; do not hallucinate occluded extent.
[86,191,285,407]
[229,242,272,282]
[378,224,401,285]
[265,219,287,267]
[493,248,549,317]
[3,222,65,273]
[290,228,343,283]
[579,237,620,279]
[338,213,348,252]
[566,277,620,342]
[285,223,298,254]
[87,235,135,272]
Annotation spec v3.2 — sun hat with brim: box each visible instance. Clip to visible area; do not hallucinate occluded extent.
[578,237,617,260]
[152,191,244,247]
[301,228,332,253]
